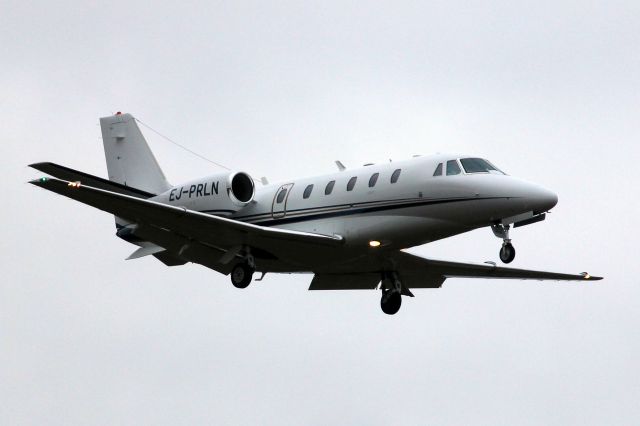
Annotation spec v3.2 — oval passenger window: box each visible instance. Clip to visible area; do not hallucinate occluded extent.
[369,173,379,187]
[276,188,288,203]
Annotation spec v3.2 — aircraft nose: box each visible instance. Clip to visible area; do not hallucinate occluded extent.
[530,185,558,212]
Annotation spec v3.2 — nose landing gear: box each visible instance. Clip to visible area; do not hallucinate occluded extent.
[492,223,516,264]
[499,241,516,263]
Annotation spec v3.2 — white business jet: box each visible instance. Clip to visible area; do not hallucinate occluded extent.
[30,113,601,314]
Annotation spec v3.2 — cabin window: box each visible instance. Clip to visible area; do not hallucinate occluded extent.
[446,160,461,176]
[368,173,379,187]
[347,176,357,191]
[433,163,443,176]
[325,180,335,195]
[391,168,401,183]
[303,184,314,199]
[276,188,288,203]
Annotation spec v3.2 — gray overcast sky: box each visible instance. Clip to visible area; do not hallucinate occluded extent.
[2,1,639,424]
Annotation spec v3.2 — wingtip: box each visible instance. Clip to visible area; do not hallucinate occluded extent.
[29,177,53,187]
[581,273,603,281]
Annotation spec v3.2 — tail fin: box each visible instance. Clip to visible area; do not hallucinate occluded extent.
[100,113,171,195]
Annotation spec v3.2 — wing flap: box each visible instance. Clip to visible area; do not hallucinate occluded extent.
[309,273,381,290]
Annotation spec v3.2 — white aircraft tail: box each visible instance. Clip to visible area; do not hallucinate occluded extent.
[100,112,171,230]
[100,112,171,195]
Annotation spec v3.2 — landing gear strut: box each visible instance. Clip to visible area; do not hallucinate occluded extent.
[492,223,516,264]
[230,251,256,289]
[380,271,404,315]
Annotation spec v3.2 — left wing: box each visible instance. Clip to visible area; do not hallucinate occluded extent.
[30,177,344,272]
[309,251,601,291]
[30,162,156,198]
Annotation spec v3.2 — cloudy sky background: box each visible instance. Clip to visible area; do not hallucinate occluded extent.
[2,1,639,424]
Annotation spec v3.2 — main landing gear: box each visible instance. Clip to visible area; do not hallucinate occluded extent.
[230,251,256,289]
[491,223,516,264]
[380,271,412,315]
[381,288,402,315]
[231,262,254,288]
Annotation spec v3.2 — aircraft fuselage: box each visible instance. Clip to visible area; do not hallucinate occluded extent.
[152,154,557,264]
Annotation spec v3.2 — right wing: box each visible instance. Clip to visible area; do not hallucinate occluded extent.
[30,177,344,273]
[309,251,601,291]
[391,251,601,287]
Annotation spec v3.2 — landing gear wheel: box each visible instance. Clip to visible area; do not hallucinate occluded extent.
[231,263,254,288]
[499,243,516,264]
[380,290,402,315]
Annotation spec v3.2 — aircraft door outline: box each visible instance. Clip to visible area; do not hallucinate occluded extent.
[272,183,294,219]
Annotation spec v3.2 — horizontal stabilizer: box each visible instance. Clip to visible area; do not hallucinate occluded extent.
[126,244,166,260]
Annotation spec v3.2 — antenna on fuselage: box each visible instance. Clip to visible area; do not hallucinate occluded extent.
[335,161,346,171]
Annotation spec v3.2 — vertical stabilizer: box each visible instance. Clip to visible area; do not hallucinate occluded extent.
[100,113,171,195]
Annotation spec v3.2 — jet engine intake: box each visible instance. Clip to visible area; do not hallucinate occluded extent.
[228,172,255,205]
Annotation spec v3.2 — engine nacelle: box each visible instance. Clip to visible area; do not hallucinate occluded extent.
[153,171,255,215]
[226,171,255,206]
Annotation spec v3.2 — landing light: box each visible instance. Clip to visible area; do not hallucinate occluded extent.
[369,240,381,247]
[581,272,591,280]
[68,181,81,188]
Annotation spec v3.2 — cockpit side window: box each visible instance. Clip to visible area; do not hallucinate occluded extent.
[460,158,504,174]
[446,160,461,176]
[433,163,443,176]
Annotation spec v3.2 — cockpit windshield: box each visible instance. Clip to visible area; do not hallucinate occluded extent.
[460,158,505,175]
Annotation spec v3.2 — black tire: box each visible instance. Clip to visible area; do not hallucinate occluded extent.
[231,263,254,288]
[380,290,402,315]
[499,243,516,264]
